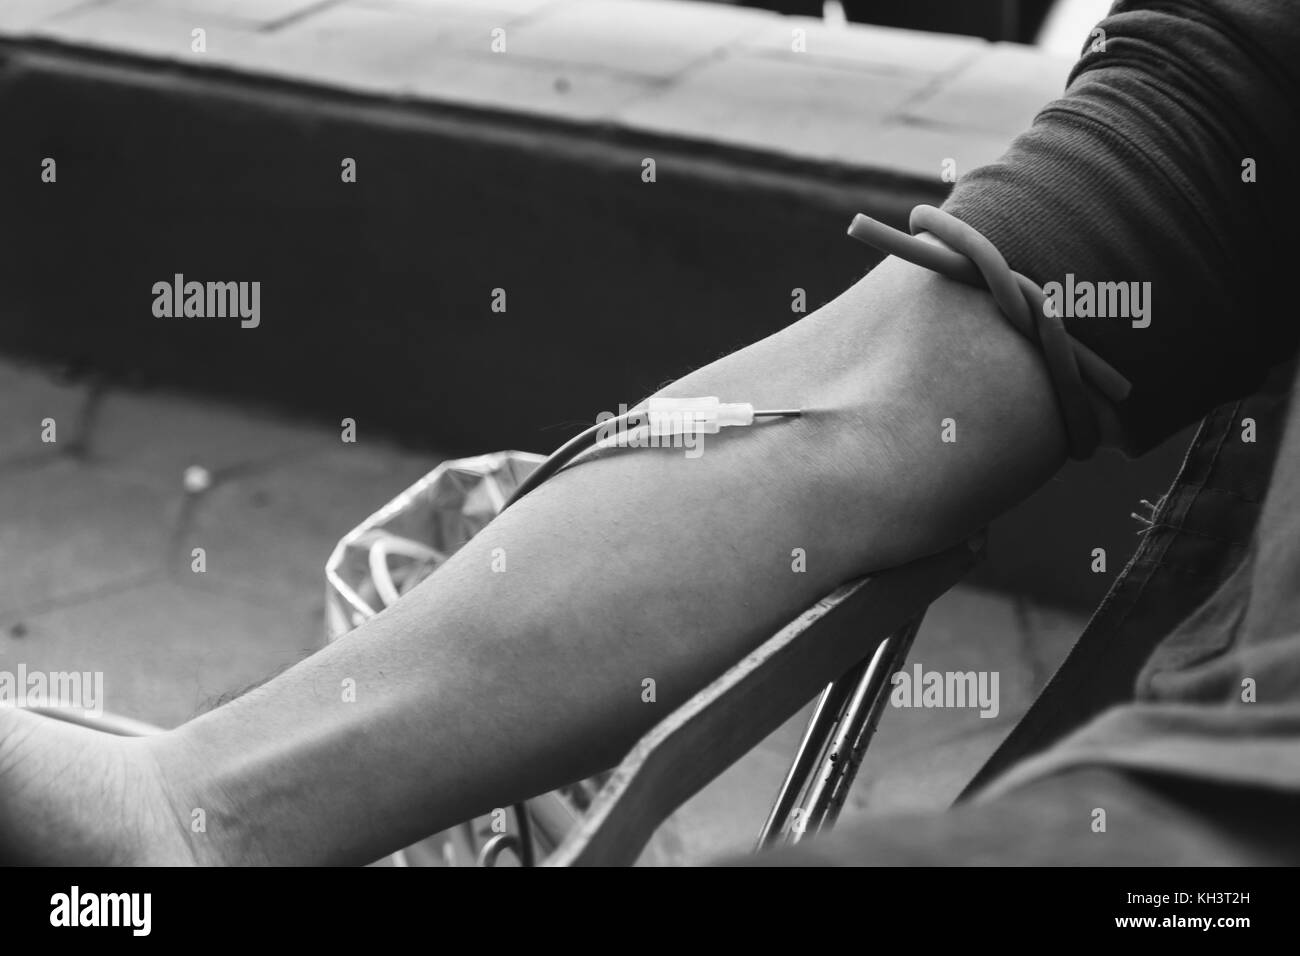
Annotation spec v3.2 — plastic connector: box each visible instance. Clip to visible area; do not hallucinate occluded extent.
[647,397,756,436]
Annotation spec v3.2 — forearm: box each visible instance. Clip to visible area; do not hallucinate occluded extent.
[144,255,1066,865]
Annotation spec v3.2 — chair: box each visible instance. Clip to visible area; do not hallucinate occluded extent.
[546,538,982,865]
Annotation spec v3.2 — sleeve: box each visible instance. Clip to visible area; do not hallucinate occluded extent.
[940,0,1300,454]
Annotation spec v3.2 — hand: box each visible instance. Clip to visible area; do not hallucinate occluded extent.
[0,707,199,865]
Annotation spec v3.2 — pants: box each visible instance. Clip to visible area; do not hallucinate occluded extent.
[725,766,1300,865]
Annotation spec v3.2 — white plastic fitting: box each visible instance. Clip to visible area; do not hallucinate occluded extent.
[647,397,755,436]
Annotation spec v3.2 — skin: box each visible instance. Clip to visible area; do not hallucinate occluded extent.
[0,252,1066,865]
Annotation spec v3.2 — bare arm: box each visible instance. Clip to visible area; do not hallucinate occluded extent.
[0,253,1066,865]
[138,252,1064,865]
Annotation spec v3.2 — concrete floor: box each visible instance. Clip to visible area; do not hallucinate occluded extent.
[0,356,1087,864]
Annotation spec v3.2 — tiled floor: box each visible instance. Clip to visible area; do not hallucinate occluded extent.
[0,358,440,726]
[0,356,1087,862]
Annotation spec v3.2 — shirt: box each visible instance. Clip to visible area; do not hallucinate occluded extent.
[935,0,1300,798]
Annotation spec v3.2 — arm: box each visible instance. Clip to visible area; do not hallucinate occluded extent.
[128,252,1066,865]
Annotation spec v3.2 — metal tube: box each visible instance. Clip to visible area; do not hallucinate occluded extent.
[759,613,926,849]
[801,615,925,837]
[823,615,926,828]
[756,673,858,849]
[796,639,892,837]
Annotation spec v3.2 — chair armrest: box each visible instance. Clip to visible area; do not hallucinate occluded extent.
[545,538,983,866]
